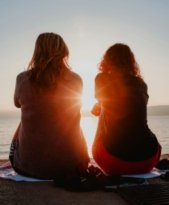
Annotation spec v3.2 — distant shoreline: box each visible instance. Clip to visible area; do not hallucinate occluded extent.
[0,110,20,118]
[147,105,169,116]
[1,105,169,117]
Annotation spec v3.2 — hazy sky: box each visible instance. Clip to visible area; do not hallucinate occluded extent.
[1,0,169,111]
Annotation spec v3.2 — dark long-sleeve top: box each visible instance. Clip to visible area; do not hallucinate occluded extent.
[12,70,89,179]
[94,72,159,161]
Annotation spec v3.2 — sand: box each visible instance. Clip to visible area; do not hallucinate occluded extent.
[1,154,169,205]
[0,160,127,205]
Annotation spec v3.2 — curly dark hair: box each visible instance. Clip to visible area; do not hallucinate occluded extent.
[99,43,142,78]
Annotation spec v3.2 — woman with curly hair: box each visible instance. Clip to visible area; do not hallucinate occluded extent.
[92,43,161,175]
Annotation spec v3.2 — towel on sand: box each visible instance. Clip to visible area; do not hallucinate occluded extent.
[0,161,162,182]
[0,161,50,182]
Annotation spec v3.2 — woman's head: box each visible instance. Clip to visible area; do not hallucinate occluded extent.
[28,32,70,87]
[99,43,141,78]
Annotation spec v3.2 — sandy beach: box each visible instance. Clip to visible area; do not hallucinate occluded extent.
[1,155,169,205]
[0,179,129,205]
[0,160,128,205]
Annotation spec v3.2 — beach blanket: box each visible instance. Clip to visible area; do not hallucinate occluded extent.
[0,161,162,182]
[0,161,51,182]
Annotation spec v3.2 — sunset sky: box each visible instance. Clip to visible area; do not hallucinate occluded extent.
[1,0,169,112]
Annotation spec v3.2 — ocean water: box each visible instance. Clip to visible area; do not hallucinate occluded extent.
[0,113,169,159]
[81,115,169,156]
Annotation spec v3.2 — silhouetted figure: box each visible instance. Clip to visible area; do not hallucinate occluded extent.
[92,43,161,175]
[9,33,89,179]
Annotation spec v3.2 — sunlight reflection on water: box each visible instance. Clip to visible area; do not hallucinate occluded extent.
[0,115,169,159]
[80,116,98,156]
[81,115,169,156]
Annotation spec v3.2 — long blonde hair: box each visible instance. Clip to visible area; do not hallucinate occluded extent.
[28,32,70,88]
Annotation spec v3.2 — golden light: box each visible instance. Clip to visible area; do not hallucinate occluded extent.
[69,59,99,155]
[80,74,96,112]
[80,116,98,157]
[80,77,98,156]
[81,92,96,112]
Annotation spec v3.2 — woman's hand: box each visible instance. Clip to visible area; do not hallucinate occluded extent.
[91,103,101,116]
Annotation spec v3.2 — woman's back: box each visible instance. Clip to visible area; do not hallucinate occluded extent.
[95,72,158,161]
[92,44,160,174]
[13,70,89,178]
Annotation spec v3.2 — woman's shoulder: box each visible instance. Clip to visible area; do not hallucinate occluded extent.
[95,72,109,79]
[135,77,148,92]
[126,75,147,87]
[63,70,82,84]
[125,76,148,98]
[15,71,32,90]
[16,70,30,81]
[70,70,82,80]
[95,73,111,84]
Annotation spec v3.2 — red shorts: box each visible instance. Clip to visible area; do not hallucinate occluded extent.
[92,141,161,175]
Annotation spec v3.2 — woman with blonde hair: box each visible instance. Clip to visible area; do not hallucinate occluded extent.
[9,33,89,179]
[92,43,161,175]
